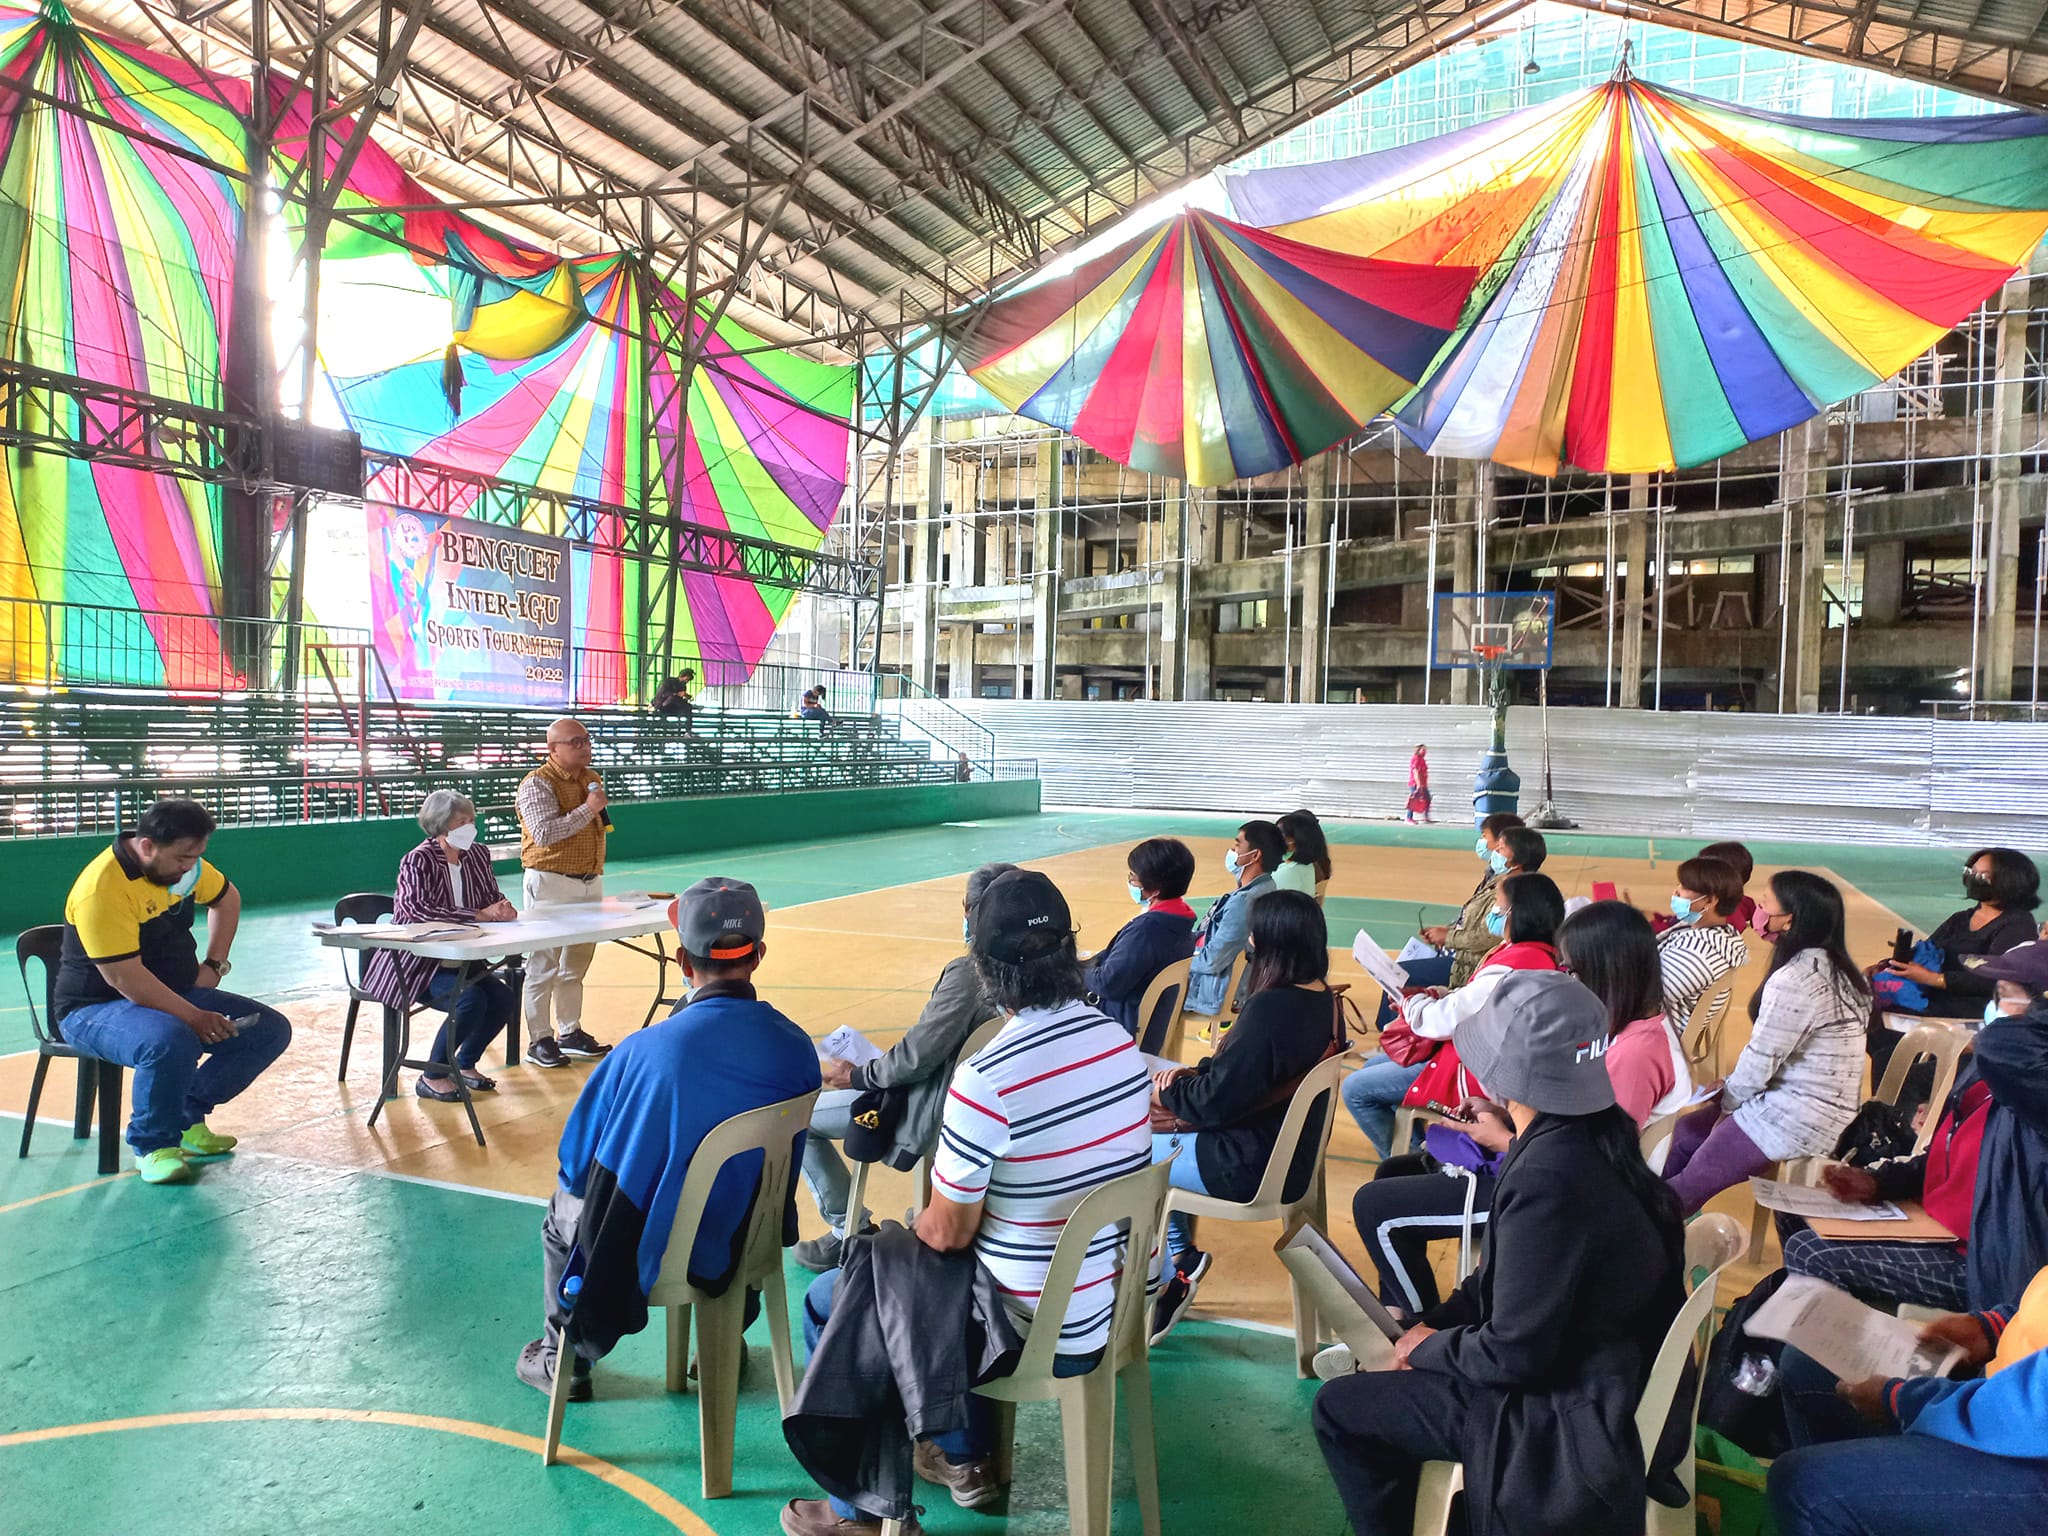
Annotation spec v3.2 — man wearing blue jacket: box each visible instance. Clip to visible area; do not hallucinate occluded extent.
[1768,1264,2048,1534]
[1184,821,1284,1018]
[514,876,820,1400]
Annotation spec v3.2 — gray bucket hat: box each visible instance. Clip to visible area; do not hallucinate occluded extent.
[1453,969,1617,1116]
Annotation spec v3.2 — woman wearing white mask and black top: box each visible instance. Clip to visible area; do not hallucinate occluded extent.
[1315,969,1687,1536]
[363,789,521,1101]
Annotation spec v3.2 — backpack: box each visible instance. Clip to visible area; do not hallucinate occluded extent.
[1696,1269,1793,1459]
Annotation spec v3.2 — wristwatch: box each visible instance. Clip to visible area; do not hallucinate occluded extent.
[203,957,232,978]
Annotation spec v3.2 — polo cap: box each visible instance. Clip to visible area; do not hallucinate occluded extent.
[1977,940,2048,990]
[1453,970,1617,1117]
[674,877,766,961]
[970,869,1074,964]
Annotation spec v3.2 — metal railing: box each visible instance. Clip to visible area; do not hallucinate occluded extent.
[0,597,374,697]
[0,695,963,838]
[877,672,999,776]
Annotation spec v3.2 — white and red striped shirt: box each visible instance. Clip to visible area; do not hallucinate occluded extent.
[931,999,1153,1354]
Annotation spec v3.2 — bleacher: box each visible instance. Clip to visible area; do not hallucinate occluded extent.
[0,691,974,840]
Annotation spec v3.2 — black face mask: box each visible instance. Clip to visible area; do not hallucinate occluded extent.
[1964,870,1994,901]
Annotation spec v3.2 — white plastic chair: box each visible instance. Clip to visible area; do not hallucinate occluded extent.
[1875,1022,1973,1154]
[1387,1101,1443,1161]
[880,1157,1175,1536]
[1680,973,1738,1076]
[1189,950,1248,1043]
[1164,1050,1354,1375]
[1409,1212,1748,1536]
[1138,956,1195,1059]
[843,1015,1007,1229]
[1639,1110,1681,1175]
[542,1089,819,1498]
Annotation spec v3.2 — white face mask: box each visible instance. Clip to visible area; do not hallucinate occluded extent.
[1128,882,1147,906]
[445,823,479,851]
[169,863,201,898]
[1224,849,1241,877]
[962,916,971,942]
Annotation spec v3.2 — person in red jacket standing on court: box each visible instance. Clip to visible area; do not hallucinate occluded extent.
[1406,744,1433,824]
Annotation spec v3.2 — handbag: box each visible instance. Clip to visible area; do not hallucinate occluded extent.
[1376,999,1441,1068]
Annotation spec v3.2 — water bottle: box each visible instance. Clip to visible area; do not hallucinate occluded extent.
[560,1271,584,1308]
[1730,1352,1779,1397]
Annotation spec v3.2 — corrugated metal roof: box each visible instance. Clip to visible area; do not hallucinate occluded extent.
[69,0,2048,353]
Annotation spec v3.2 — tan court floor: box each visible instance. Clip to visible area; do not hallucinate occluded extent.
[0,836,1910,1325]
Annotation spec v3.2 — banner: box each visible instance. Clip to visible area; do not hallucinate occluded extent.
[367,505,572,706]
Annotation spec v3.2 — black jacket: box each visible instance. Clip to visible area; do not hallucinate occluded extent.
[1159,983,1342,1202]
[1920,906,2037,1014]
[1966,1004,2048,1309]
[1085,906,1198,1048]
[1408,1114,1686,1536]
[782,1224,1023,1522]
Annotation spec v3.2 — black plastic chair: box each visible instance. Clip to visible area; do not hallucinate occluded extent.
[16,925,123,1176]
[334,893,398,1081]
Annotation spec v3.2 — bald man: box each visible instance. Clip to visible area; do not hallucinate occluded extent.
[514,717,613,1067]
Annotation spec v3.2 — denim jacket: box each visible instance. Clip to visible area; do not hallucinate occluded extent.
[1186,872,1274,1016]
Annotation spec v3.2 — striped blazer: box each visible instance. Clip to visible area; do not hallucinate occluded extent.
[360,839,508,1010]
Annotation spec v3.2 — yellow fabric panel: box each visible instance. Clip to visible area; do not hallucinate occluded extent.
[976,233,1164,410]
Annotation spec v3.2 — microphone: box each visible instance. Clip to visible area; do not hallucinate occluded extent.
[588,780,613,830]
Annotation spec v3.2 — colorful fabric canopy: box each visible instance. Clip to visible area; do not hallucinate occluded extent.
[275,94,855,701]
[0,0,251,686]
[956,209,1475,485]
[1226,77,2048,475]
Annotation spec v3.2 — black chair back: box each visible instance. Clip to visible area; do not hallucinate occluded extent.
[334,893,395,995]
[15,925,64,1047]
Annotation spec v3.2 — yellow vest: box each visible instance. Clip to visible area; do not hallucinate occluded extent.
[519,762,607,875]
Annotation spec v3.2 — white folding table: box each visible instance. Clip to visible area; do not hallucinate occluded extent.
[317,897,679,1146]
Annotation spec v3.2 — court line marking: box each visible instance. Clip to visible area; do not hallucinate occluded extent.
[0,1407,716,1534]
[0,1171,132,1214]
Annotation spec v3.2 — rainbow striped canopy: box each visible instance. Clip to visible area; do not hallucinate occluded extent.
[281,107,854,701]
[956,209,1476,486]
[0,1,251,686]
[1226,78,2048,476]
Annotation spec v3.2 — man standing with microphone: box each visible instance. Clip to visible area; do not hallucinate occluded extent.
[516,717,614,1068]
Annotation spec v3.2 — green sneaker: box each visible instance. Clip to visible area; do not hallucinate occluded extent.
[137,1147,193,1184]
[180,1122,238,1159]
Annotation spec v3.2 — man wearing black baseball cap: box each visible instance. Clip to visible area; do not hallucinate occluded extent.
[516,876,820,1401]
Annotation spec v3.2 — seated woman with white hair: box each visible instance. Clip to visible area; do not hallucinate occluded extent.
[363,789,521,1101]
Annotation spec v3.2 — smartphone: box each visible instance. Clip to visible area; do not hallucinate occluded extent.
[1891,928,1915,964]
[1423,1099,1473,1123]
[1592,881,1618,903]
[229,1012,263,1034]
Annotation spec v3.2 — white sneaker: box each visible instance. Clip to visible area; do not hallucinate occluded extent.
[1312,1343,1358,1381]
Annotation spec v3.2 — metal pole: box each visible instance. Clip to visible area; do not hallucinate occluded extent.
[1839,498,1856,714]
[1603,480,1616,708]
[1776,486,1792,715]
[1423,516,1440,707]
[1653,495,1667,712]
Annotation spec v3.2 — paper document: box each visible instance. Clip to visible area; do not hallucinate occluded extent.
[818,1025,884,1068]
[1751,1178,1904,1222]
[1350,928,1411,1000]
[1275,1220,1404,1361]
[1143,1053,1185,1075]
[312,921,481,942]
[1684,1083,1722,1108]
[1744,1275,1964,1383]
[1395,936,1447,965]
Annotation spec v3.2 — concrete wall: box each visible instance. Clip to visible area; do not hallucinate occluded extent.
[950,701,2048,851]
[1,778,1041,932]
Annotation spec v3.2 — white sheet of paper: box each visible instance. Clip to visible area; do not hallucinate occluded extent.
[1350,928,1411,1000]
[1743,1275,1964,1383]
[310,921,480,942]
[818,1025,884,1067]
[1685,1082,1722,1108]
[1395,936,1447,965]
[1751,1178,1905,1222]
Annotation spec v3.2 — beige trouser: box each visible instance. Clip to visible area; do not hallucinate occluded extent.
[522,868,602,1043]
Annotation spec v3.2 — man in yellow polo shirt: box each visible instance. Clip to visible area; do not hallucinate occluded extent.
[55,799,293,1184]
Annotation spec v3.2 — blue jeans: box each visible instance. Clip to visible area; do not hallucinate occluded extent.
[1769,1434,2048,1535]
[1342,1053,1428,1159]
[57,987,292,1155]
[804,1265,1101,1519]
[421,967,515,1073]
[1151,1132,1211,1274]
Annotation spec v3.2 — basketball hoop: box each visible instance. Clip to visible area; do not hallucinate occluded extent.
[1472,644,1506,664]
